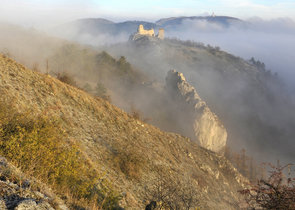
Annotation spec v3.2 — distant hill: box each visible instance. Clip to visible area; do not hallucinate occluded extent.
[55,18,157,40]
[52,16,243,44]
[156,16,242,28]
[0,54,247,209]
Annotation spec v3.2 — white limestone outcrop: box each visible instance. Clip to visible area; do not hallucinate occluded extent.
[166,70,227,153]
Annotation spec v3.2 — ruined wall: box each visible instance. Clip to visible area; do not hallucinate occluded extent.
[138,24,155,36]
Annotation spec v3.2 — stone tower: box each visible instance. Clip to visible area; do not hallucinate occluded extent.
[157,28,165,40]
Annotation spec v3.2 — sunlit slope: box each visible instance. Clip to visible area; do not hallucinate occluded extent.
[0,54,246,209]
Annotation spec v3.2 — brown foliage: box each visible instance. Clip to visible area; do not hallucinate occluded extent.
[239,163,295,209]
[225,146,260,182]
[55,71,78,87]
[130,106,150,123]
[113,146,145,180]
[145,168,200,210]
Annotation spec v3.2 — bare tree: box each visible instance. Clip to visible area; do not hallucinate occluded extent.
[145,168,199,210]
[239,163,295,209]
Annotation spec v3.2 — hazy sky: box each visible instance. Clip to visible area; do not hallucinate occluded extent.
[0,0,295,27]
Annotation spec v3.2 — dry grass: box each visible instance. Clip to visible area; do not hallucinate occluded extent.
[113,145,146,180]
[0,98,121,209]
[0,54,248,209]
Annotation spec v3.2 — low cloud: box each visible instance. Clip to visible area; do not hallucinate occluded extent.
[166,18,295,86]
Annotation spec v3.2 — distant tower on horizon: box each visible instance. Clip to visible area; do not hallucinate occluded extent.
[211,12,216,17]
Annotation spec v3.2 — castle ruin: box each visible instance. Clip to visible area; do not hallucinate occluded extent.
[136,24,164,40]
[138,24,155,36]
[157,28,165,40]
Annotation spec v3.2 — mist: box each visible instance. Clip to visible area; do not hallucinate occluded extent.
[1,2,295,208]
[1,14,295,165]
[52,20,131,46]
[165,17,295,87]
[102,26,295,164]
[51,16,295,87]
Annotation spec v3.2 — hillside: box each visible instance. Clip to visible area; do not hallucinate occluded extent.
[0,54,248,209]
[2,22,294,164]
[105,36,295,163]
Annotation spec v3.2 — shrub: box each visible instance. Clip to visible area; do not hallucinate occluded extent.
[145,168,200,210]
[82,83,93,93]
[130,107,141,120]
[95,82,109,100]
[32,63,40,72]
[130,106,150,123]
[113,146,145,180]
[239,163,295,209]
[0,99,121,208]
[55,71,78,87]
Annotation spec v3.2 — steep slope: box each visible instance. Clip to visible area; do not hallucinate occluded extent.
[106,37,295,163]
[0,55,247,209]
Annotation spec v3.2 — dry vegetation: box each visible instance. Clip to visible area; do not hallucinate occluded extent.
[239,164,295,209]
[0,98,121,209]
[144,167,200,209]
[0,54,249,209]
[113,145,146,181]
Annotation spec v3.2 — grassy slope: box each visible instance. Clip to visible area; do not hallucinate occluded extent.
[0,54,247,209]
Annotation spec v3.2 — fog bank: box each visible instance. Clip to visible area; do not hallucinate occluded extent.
[166,18,295,86]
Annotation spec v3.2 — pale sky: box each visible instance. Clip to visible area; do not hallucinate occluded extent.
[0,0,295,27]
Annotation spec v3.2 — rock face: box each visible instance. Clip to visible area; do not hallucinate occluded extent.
[165,70,227,153]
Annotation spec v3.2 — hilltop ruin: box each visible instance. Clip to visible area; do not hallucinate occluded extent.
[131,24,164,40]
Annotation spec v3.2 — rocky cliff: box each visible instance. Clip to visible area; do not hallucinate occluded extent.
[166,70,227,153]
